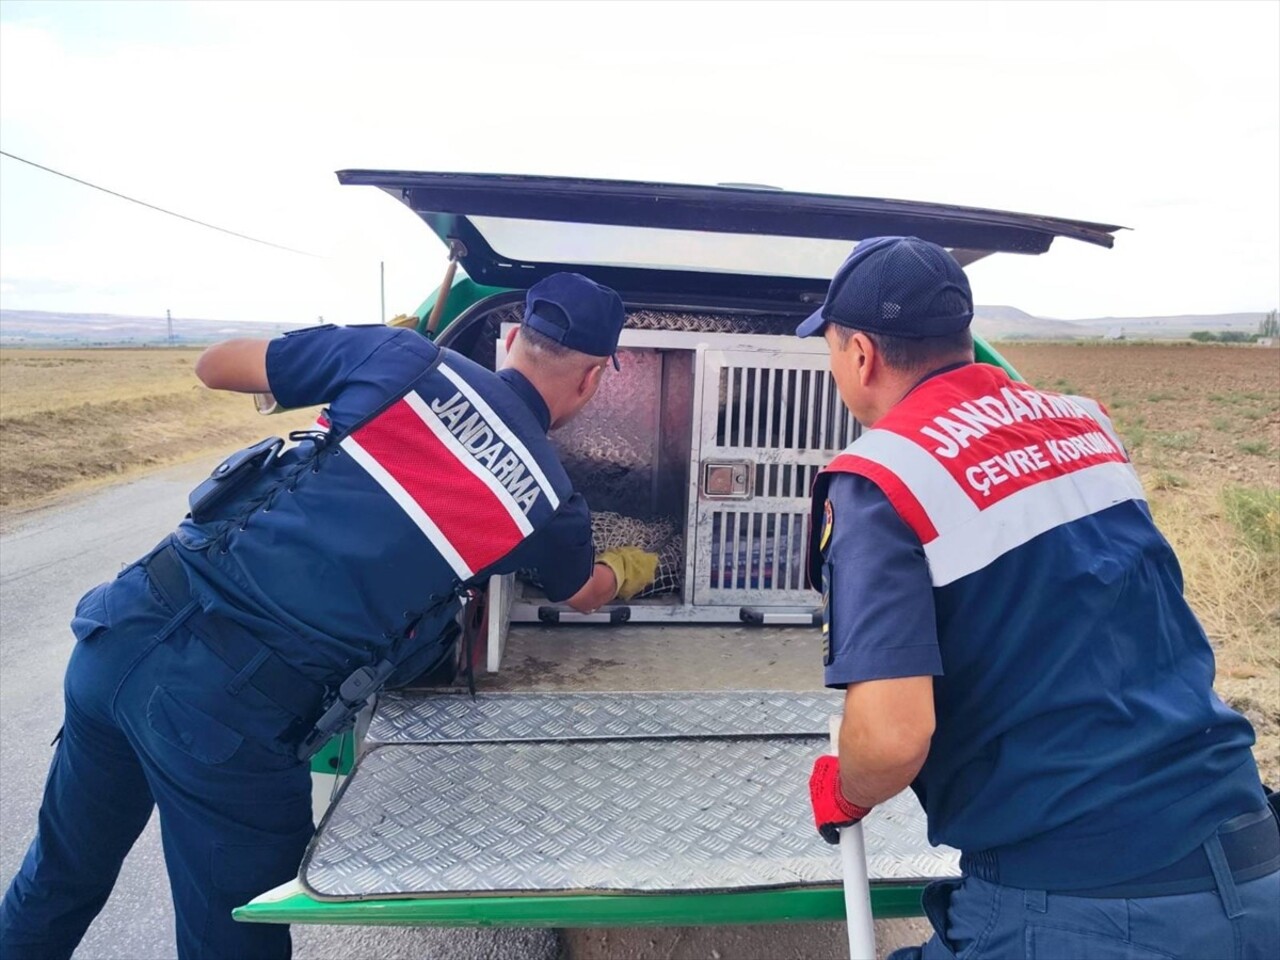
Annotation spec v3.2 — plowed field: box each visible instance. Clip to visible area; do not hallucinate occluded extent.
[1002,342,1279,783]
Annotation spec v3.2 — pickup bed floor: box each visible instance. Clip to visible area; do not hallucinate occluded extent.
[303,692,957,901]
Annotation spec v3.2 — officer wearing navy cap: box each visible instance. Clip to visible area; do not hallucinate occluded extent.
[0,272,658,960]
[802,238,1278,959]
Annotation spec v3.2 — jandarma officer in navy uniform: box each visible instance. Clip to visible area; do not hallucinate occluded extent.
[0,273,660,960]
[802,238,1279,959]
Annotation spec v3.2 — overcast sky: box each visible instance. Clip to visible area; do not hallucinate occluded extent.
[1,0,1277,324]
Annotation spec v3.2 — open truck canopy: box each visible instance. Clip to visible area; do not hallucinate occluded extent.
[336,170,1123,302]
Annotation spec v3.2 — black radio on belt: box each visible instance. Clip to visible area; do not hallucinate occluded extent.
[188,437,284,523]
[295,658,397,761]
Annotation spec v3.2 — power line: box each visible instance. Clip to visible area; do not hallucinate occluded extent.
[0,149,319,257]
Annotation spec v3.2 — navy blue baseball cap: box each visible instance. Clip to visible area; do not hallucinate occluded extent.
[523,272,626,369]
[796,236,973,340]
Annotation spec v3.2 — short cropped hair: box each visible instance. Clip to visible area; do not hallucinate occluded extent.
[516,323,577,360]
[833,324,974,373]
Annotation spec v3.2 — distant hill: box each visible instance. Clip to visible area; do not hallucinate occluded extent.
[0,310,310,346]
[1,306,1270,345]
[972,306,1094,340]
[1065,312,1267,338]
[973,306,1267,341]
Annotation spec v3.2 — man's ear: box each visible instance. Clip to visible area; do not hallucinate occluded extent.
[580,362,605,397]
[851,332,876,387]
[504,326,519,354]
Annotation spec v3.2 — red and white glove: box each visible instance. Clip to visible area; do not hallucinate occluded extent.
[809,755,873,844]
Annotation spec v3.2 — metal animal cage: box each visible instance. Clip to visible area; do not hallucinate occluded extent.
[471,305,859,669]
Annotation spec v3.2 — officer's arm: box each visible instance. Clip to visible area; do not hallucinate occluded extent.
[194,339,270,393]
[836,677,935,808]
[563,562,619,614]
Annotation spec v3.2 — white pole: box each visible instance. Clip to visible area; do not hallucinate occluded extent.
[829,715,877,960]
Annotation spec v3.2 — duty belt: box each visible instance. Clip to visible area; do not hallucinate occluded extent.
[143,543,328,734]
[963,804,1280,898]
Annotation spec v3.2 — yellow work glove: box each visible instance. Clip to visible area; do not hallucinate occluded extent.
[596,546,659,602]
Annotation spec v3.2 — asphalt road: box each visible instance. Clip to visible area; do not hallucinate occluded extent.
[0,461,561,960]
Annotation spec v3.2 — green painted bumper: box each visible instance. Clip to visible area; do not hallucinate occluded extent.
[234,880,927,927]
[308,731,356,776]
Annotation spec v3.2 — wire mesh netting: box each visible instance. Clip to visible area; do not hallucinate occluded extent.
[522,510,684,600]
[471,303,801,340]
[625,309,799,336]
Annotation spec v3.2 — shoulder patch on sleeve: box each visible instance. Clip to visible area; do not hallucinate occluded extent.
[819,498,834,553]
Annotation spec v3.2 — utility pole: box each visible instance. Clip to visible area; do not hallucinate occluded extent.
[380,261,386,324]
[166,309,173,346]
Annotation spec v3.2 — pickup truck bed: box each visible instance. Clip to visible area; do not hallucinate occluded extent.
[237,627,957,929]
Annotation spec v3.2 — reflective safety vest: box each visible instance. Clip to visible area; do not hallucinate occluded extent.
[815,363,1139,589]
[809,362,1263,890]
[177,346,576,680]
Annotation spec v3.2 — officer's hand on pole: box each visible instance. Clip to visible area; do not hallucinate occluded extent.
[825,719,877,960]
[809,754,873,844]
[596,546,659,601]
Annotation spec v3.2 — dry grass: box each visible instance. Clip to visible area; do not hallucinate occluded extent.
[1150,490,1279,783]
[0,348,318,514]
[1000,343,1280,783]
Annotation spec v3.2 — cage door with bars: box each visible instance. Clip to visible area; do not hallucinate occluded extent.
[690,345,860,608]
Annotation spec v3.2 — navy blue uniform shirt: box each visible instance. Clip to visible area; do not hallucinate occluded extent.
[821,473,943,688]
[174,324,594,678]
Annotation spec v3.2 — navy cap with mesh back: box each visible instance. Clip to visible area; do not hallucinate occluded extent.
[522,272,626,370]
[796,237,973,340]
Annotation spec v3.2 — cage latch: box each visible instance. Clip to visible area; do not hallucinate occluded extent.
[702,461,753,499]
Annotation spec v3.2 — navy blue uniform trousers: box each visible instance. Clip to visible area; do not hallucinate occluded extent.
[0,559,313,960]
[891,863,1280,960]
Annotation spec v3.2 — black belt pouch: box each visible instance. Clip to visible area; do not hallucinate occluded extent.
[188,437,284,523]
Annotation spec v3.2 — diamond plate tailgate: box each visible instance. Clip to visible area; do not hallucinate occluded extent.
[369,690,843,743]
[305,692,958,900]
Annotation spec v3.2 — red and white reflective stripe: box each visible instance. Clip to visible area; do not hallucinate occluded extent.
[923,459,1146,585]
[340,434,473,579]
[835,424,1146,586]
[340,399,527,580]
[439,361,560,510]
[828,453,940,544]
[401,391,533,537]
[840,429,979,540]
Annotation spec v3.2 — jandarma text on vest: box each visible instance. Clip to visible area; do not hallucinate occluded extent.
[429,390,542,513]
[919,386,1093,458]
